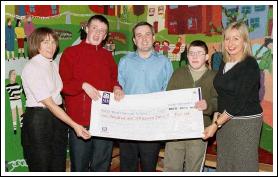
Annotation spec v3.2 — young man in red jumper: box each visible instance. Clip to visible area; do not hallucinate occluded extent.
[59,15,124,172]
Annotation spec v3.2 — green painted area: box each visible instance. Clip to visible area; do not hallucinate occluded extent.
[259,123,273,153]
[5,77,28,172]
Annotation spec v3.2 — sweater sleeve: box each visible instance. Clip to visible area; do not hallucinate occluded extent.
[162,58,174,91]
[59,48,84,96]
[225,59,260,117]
[118,57,126,89]
[166,69,179,91]
[203,84,218,116]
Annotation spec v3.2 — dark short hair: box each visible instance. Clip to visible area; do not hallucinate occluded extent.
[7,18,11,23]
[188,40,208,54]
[15,19,21,27]
[28,27,59,59]
[132,21,154,38]
[87,15,109,32]
[87,15,109,45]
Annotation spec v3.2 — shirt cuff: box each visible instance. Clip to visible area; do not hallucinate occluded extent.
[224,110,234,119]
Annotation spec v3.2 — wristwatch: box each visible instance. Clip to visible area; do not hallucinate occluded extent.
[214,120,222,128]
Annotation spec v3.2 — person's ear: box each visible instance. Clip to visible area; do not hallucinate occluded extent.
[85,26,88,34]
[205,54,209,61]
[103,33,107,40]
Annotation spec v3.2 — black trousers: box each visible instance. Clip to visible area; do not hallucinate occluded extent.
[21,107,68,172]
[119,140,161,172]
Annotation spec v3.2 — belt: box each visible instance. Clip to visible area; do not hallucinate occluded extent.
[26,107,48,110]
[26,104,63,110]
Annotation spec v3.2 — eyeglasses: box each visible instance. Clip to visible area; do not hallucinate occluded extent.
[188,51,206,57]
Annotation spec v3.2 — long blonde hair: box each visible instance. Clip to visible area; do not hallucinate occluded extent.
[221,21,252,63]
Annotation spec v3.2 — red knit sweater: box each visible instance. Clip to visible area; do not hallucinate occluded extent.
[59,40,120,126]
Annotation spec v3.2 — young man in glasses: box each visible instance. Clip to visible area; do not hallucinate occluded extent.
[164,40,218,172]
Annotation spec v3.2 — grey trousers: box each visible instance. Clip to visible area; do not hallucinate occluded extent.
[164,138,207,172]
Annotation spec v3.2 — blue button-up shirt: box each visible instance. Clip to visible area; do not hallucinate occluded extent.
[118,51,173,95]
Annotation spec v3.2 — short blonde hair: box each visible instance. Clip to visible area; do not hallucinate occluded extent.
[221,21,252,63]
[28,27,59,59]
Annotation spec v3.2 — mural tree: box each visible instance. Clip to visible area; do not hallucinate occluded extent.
[121,5,128,23]
[209,21,222,35]
[222,6,254,32]
[255,37,273,73]
[116,5,121,31]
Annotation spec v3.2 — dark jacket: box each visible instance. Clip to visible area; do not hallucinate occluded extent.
[213,56,263,118]
[166,65,218,127]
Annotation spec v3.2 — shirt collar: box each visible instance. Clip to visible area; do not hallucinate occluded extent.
[34,54,53,63]
[134,50,158,60]
[81,40,103,50]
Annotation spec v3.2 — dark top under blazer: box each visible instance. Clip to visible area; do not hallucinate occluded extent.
[213,56,263,117]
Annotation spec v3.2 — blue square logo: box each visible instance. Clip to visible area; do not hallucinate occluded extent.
[102,92,110,105]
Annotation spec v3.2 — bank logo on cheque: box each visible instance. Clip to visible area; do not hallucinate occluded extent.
[102,92,110,104]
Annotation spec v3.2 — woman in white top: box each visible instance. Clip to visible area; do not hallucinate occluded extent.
[21,27,91,172]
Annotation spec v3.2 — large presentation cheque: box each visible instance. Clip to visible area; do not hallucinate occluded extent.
[89,88,204,141]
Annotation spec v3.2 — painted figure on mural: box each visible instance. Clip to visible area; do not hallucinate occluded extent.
[79,23,87,40]
[105,38,116,55]
[161,40,170,57]
[210,46,223,71]
[6,70,24,134]
[15,19,26,59]
[179,45,188,67]
[172,36,182,60]
[5,18,15,61]
[153,40,161,53]
[24,14,35,41]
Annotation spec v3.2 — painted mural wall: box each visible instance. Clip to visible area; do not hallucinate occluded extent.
[4,5,273,172]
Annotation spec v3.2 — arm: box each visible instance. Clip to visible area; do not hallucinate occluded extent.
[118,58,126,90]
[203,84,218,115]
[166,70,178,91]
[109,54,124,101]
[40,97,91,140]
[6,85,12,95]
[162,59,174,91]
[202,112,230,140]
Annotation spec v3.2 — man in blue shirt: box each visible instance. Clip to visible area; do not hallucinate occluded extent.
[118,21,173,172]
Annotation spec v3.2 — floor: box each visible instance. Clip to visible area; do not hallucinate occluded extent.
[66,142,273,172]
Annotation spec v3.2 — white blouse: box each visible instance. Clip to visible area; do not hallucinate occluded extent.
[223,61,239,74]
[21,54,63,107]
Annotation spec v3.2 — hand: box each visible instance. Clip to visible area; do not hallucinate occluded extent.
[212,112,220,122]
[113,86,124,101]
[73,124,91,140]
[82,82,101,101]
[195,99,207,111]
[202,123,218,140]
